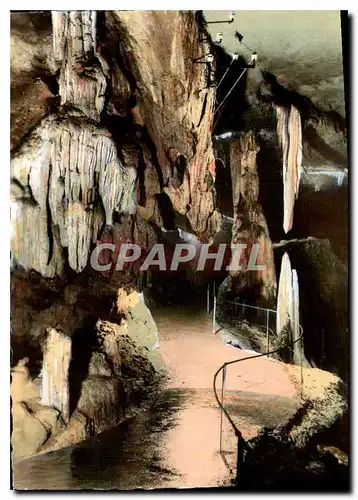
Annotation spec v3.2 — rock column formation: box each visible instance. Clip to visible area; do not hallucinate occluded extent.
[230,132,276,304]
[41,328,72,422]
[276,252,308,365]
[276,105,303,233]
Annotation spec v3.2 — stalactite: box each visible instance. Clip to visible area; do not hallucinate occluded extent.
[41,328,72,423]
[11,116,137,276]
[276,105,303,233]
[10,10,137,277]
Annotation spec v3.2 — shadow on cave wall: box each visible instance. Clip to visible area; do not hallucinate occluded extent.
[291,184,348,265]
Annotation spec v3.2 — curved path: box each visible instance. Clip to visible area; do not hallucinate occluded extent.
[13,305,300,490]
[151,305,300,488]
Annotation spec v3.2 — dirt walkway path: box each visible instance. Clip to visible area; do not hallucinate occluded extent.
[150,306,300,488]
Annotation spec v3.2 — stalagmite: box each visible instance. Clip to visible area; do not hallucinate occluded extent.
[276,252,292,336]
[41,328,72,422]
[276,105,303,233]
[291,269,302,365]
[276,252,308,366]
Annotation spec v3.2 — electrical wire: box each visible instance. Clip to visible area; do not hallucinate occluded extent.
[213,68,248,131]
[215,68,247,116]
[216,57,236,91]
[240,40,255,53]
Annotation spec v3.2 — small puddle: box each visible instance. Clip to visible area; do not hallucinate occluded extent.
[13,389,186,491]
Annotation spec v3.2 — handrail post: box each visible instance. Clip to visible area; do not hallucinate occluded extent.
[207,283,210,315]
[212,295,217,334]
[266,309,270,358]
[219,365,226,454]
[235,432,245,487]
[300,335,304,399]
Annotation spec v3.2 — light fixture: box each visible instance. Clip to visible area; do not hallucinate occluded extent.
[207,12,235,25]
[250,52,258,64]
[193,53,214,64]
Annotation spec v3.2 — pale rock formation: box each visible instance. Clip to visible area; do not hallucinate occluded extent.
[11,10,219,277]
[52,11,105,121]
[11,113,137,277]
[276,252,308,365]
[41,328,72,422]
[276,105,303,233]
[11,359,66,461]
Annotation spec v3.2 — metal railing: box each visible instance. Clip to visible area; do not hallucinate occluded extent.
[212,301,304,486]
[220,299,278,356]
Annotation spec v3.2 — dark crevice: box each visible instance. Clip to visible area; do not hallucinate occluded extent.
[214,158,233,217]
[256,133,284,243]
[137,145,146,206]
[46,161,54,266]
[196,91,208,127]
[68,318,99,417]
[176,154,187,186]
[155,193,176,230]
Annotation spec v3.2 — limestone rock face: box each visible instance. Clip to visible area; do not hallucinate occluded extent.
[230,132,276,304]
[52,11,106,121]
[111,10,218,237]
[11,10,219,278]
[11,300,165,460]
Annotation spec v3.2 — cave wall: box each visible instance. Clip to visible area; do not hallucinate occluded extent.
[229,132,276,306]
[10,10,219,280]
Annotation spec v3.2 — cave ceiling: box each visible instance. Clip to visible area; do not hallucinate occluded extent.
[204,10,345,117]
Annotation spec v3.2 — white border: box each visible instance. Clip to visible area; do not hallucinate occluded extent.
[2,5,355,499]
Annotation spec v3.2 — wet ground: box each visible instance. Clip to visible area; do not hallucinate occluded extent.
[13,388,300,490]
[13,305,300,490]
